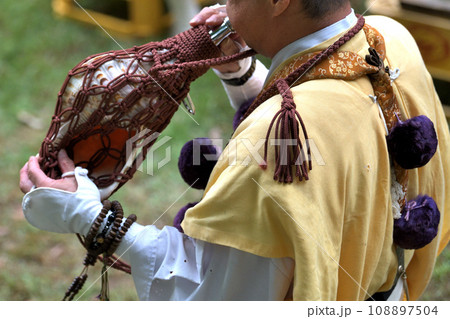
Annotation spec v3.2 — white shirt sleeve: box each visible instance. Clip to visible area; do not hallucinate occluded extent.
[116,224,294,300]
[22,168,294,300]
[213,57,269,110]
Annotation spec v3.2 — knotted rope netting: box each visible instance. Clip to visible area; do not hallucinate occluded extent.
[39,23,255,199]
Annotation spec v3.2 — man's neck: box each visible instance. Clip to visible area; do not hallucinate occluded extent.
[266,9,357,82]
[265,3,353,58]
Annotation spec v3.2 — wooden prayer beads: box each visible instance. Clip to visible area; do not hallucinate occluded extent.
[84,201,110,246]
[106,214,137,256]
[63,200,136,301]
[63,274,88,301]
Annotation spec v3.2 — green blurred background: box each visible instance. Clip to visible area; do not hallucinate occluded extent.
[0,0,448,300]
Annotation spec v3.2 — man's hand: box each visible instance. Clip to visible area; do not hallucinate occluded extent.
[20,150,78,194]
[21,152,102,235]
[190,5,246,73]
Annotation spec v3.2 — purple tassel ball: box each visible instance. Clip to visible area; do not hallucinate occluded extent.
[387,115,438,169]
[173,202,198,233]
[233,98,254,131]
[178,138,220,189]
[394,195,440,250]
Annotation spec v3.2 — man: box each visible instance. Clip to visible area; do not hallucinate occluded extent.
[20,0,449,300]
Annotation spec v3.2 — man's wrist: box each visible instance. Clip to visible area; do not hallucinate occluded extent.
[221,57,257,86]
[214,56,255,83]
[217,59,269,110]
[22,167,102,235]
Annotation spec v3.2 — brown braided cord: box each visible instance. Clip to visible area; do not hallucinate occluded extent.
[242,15,366,183]
[238,15,409,212]
[68,200,137,300]
[40,24,255,198]
[242,15,367,122]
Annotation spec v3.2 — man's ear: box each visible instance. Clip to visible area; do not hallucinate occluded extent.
[272,0,291,17]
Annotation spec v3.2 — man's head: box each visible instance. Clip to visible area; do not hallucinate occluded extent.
[226,0,351,58]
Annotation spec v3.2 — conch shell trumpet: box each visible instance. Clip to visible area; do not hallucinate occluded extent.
[39,18,254,199]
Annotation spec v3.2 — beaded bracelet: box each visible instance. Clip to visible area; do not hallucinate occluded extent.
[222,56,257,86]
[106,214,137,256]
[100,201,124,254]
[84,201,110,248]
[63,200,136,301]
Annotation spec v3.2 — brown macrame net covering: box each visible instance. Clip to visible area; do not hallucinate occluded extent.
[39,24,255,199]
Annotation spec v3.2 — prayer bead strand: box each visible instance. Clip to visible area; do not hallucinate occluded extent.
[63,200,136,301]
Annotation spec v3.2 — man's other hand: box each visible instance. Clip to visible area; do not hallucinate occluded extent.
[190,5,246,73]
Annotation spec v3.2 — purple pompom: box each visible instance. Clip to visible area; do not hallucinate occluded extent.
[173,202,198,233]
[387,115,438,169]
[394,195,440,250]
[233,98,254,130]
[178,138,220,189]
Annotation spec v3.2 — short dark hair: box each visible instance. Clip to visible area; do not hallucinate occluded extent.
[301,0,350,18]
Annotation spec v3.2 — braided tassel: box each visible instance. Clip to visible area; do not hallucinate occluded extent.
[241,16,366,184]
[262,80,311,183]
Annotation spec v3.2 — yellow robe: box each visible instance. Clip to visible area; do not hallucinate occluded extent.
[182,16,450,300]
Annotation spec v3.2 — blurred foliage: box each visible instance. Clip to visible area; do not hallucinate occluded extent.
[0,0,232,300]
[350,0,368,14]
[0,0,447,301]
[78,0,129,19]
